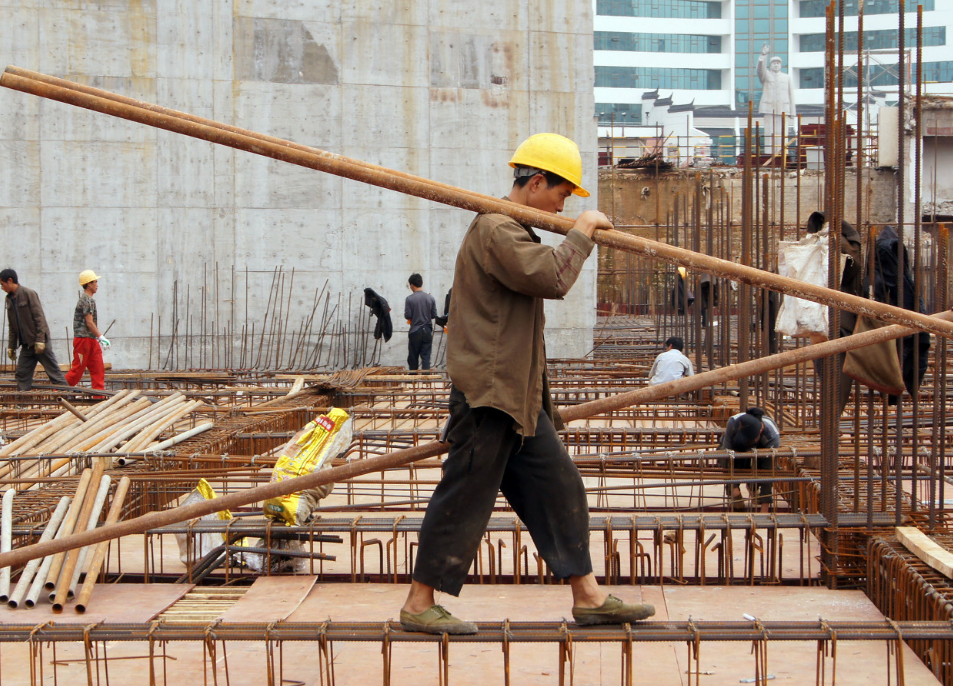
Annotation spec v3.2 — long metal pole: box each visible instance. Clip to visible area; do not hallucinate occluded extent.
[2,67,953,341]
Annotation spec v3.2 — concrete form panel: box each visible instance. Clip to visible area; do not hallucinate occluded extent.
[528,31,591,98]
[43,207,158,276]
[430,31,528,91]
[0,88,40,143]
[233,17,340,86]
[528,0,591,35]
[0,208,42,278]
[234,208,343,273]
[341,0,427,27]
[342,84,429,150]
[341,209,430,275]
[37,6,157,79]
[40,140,158,208]
[157,0,216,80]
[428,146,513,200]
[0,140,41,207]
[340,21,429,88]
[428,0,528,32]
[429,86,530,152]
[235,0,341,25]
[155,207,217,276]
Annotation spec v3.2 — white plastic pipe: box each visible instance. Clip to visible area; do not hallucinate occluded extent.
[0,489,15,602]
[26,500,77,607]
[8,496,69,609]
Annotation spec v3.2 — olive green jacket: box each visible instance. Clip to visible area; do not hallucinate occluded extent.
[5,285,52,350]
[446,211,595,436]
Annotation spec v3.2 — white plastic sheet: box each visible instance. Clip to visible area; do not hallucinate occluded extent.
[775,227,846,338]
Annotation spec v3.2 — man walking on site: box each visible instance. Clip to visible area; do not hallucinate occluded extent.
[648,336,694,386]
[400,133,656,634]
[1,269,68,391]
[66,270,111,391]
[404,273,437,371]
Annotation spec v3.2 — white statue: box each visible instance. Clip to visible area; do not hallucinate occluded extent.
[756,43,797,155]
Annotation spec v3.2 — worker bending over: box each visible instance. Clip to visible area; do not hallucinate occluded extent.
[648,336,694,386]
[400,133,655,634]
[1,269,68,391]
[66,270,111,391]
[720,407,780,513]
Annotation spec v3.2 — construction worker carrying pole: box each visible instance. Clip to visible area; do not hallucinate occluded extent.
[65,270,111,391]
[399,134,655,635]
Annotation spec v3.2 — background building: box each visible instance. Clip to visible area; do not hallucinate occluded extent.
[595,0,953,163]
[0,0,599,369]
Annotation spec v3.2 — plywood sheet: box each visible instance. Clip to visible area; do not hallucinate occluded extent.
[218,575,316,623]
[0,583,193,624]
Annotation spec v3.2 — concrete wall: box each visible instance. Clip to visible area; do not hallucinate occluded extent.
[0,0,599,369]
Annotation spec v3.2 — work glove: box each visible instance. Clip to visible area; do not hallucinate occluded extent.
[98,336,111,351]
[6,349,14,362]
[35,342,46,354]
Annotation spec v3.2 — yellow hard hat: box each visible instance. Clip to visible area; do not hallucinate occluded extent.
[79,270,102,286]
[509,133,590,198]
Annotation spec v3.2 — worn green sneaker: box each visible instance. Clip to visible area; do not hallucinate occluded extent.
[572,595,655,626]
[400,605,479,635]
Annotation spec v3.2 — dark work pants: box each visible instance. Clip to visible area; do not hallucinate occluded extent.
[724,453,773,503]
[15,344,68,391]
[413,388,593,596]
[407,327,433,370]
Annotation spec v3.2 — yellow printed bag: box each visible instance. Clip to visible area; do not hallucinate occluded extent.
[264,408,351,526]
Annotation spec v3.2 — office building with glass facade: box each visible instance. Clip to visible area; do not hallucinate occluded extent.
[594,0,953,160]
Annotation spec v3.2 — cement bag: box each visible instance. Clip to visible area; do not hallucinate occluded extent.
[264,408,352,526]
[776,228,845,338]
[174,478,233,568]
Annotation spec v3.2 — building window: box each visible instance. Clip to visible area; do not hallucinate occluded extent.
[800,27,945,52]
[800,60,953,88]
[595,32,723,54]
[596,0,722,19]
[799,0,934,18]
[595,66,723,90]
[596,103,644,125]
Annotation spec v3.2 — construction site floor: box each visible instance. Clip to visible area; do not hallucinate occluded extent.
[0,581,938,685]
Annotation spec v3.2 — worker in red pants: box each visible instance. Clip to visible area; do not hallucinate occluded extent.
[66,270,110,390]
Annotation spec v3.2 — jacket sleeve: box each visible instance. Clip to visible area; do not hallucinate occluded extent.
[27,290,50,344]
[483,218,595,299]
[5,302,14,350]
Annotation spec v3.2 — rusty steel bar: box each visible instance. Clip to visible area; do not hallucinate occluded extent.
[0,619,949,643]
[3,67,953,341]
[2,308,952,571]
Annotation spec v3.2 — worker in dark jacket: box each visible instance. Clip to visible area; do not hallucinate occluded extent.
[400,133,654,635]
[1,269,68,390]
[720,407,780,513]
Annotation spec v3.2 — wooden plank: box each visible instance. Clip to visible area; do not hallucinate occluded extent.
[217,576,316,623]
[896,526,953,578]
